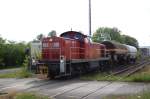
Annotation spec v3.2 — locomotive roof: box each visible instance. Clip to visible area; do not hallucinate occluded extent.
[60,31,87,41]
[60,31,86,36]
[102,40,127,50]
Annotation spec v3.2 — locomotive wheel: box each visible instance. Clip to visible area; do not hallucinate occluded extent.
[49,74,55,79]
[48,71,55,79]
[37,65,49,79]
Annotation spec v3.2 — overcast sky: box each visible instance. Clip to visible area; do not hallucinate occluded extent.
[0,0,150,46]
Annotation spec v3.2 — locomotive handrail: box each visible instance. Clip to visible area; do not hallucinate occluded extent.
[42,48,61,49]
[70,47,85,49]
[42,48,61,60]
[70,47,108,60]
[70,47,85,59]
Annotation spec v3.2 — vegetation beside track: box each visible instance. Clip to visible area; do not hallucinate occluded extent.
[103,91,150,99]
[0,92,49,99]
[81,65,150,82]
[0,37,27,68]
[0,71,20,78]
[130,65,150,82]
[0,67,32,78]
[0,56,32,78]
[14,92,49,99]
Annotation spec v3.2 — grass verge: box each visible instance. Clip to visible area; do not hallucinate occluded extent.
[0,56,32,78]
[0,67,32,78]
[0,92,49,99]
[127,72,150,82]
[81,65,150,82]
[14,92,49,99]
[104,91,150,99]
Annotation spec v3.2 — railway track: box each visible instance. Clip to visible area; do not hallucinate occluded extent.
[70,61,150,99]
[1,60,150,99]
[111,60,150,77]
[50,61,150,99]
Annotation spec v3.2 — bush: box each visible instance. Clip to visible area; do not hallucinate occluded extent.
[18,67,32,78]
[0,56,32,78]
[18,56,32,78]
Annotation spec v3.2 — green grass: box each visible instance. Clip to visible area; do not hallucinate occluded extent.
[0,56,32,78]
[127,72,150,82]
[0,72,20,78]
[0,66,20,70]
[81,66,150,82]
[18,67,32,78]
[0,67,32,78]
[81,72,150,82]
[14,93,49,99]
[104,91,150,99]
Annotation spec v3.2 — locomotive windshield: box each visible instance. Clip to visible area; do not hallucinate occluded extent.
[60,31,86,41]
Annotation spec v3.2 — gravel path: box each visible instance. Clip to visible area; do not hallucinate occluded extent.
[0,78,150,99]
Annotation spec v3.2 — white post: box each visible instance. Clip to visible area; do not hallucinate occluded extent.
[89,0,92,36]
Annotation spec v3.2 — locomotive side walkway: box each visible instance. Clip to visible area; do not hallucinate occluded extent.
[0,78,150,99]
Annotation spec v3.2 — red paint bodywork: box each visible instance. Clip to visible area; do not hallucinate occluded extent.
[42,31,106,61]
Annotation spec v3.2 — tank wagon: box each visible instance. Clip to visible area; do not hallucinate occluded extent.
[124,44,137,62]
[35,31,137,79]
[101,41,137,64]
[101,41,128,64]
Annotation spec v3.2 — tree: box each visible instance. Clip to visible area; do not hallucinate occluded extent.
[92,27,123,43]
[92,27,139,48]
[36,34,44,41]
[0,35,27,67]
[122,35,139,48]
[0,36,5,66]
[2,42,27,66]
[0,37,5,44]
[48,30,56,37]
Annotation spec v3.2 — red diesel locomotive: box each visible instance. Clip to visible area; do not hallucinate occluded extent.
[37,31,109,78]
[36,31,137,79]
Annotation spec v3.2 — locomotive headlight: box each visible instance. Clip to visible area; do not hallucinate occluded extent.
[49,39,52,42]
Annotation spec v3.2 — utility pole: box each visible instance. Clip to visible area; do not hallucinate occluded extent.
[89,0,92,36]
